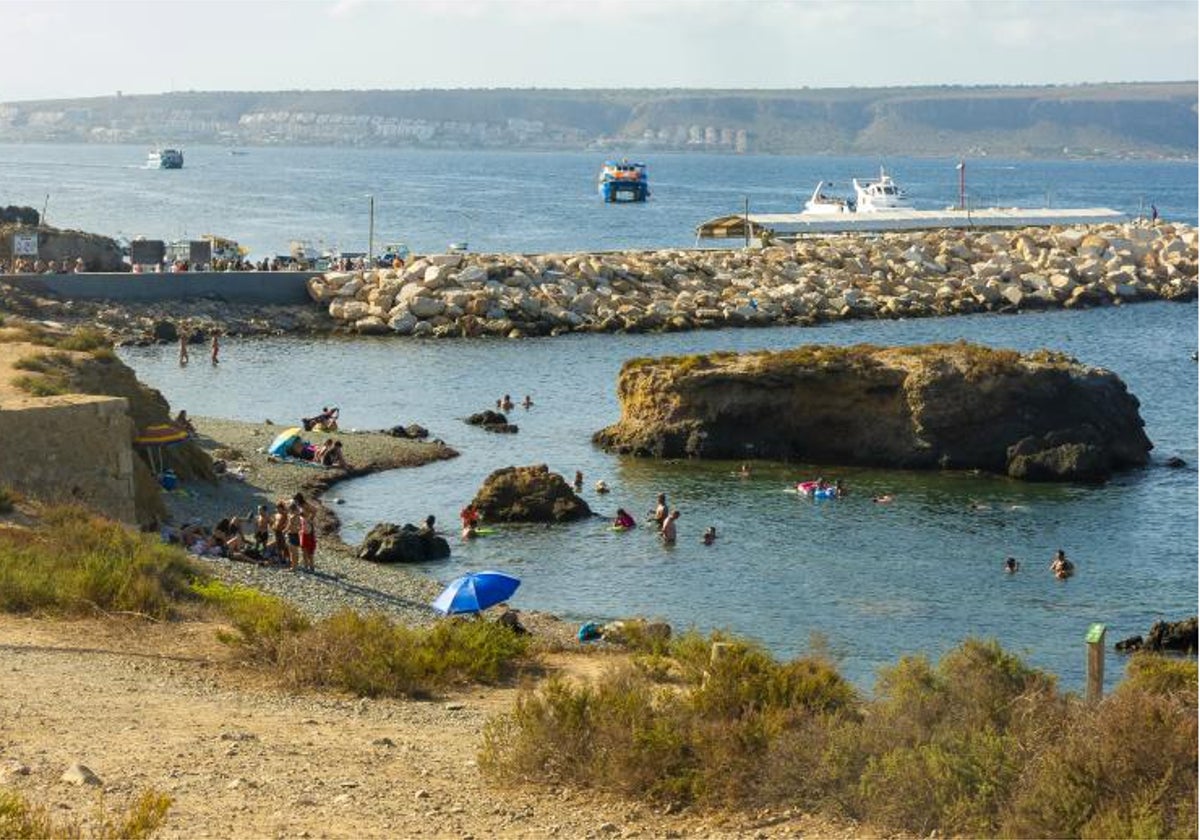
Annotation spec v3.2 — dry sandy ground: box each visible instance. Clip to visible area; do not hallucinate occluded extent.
[0,615,883,839]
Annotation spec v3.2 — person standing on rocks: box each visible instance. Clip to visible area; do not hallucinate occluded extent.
[210,332,220,365]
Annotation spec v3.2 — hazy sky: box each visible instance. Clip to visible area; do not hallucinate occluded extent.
[6,0,1197,101]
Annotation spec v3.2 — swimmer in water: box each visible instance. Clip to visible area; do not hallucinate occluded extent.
[872,494,894,504]
[1004,556,1020,574]
[702,526,717,546]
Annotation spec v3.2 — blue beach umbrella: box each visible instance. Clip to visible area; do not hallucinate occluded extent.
[267,426,304,456]
[432,571,521,615]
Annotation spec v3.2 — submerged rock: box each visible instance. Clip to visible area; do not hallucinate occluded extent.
[593,341,1152,482]
[470,464,591,522]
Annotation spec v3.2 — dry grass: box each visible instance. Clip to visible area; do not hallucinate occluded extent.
[481,636,1198,838]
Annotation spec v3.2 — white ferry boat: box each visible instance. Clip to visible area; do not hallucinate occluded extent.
[700,164,1125,238]
[147,148,184,169]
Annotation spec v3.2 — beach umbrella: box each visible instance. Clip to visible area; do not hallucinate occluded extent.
[268,427,304,456]
[132,423,190,476]
[432,571,521,615]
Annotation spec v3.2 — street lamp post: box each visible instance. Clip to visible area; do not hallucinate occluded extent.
[366,194,375,267]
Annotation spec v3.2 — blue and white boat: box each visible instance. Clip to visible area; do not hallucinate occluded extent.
[598,160,649,203]
[147,148,184,169]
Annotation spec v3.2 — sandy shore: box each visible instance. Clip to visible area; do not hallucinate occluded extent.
[171,416,576,641]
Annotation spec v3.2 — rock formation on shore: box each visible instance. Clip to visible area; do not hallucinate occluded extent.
[308,222,1197,338]
[470,465,591,522]
[1115,617,1198,654]
[592,341,1152,482]
[358,522,451,563]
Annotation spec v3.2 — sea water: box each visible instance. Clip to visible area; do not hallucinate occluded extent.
[0,144,1195,258]
[119,301,1199,693]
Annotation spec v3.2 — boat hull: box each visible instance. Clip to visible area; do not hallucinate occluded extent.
[599,181,649,203]
[697,207,1129,238]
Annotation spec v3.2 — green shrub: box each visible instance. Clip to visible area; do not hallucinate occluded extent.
[1002,688,1198,838]
[191,579,309,661]
[483,636,1199,838]
[1119,652,1198,702]
[95,789,172,840]
[480,666,695,801]
[54,327,110,354]
[281,611,530,698]
[10,373,68,397]
[0,506,200,617]
[0,789,59,839]
[0,786,170,839]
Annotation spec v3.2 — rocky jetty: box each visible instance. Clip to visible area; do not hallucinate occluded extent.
[308,223,1197,338]
[593,341,1152,482]
[470,464,591,522]
[1115,617,1198,654]
[358,522,451,563]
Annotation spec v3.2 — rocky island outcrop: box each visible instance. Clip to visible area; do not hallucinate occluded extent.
[470,465,591,522]
[308,223,1196,338]
[592,342,1152,482]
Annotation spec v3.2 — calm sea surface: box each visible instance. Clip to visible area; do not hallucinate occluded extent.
[11,142,1193,692]
[120,302,1198,693]
[0,144,1195,257]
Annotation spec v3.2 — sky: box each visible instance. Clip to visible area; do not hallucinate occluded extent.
[4,0,1196,101]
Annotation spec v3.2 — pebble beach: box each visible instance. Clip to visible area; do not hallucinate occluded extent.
[169,417,456,624]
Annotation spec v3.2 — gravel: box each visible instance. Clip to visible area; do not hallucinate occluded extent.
[169,417,458,625]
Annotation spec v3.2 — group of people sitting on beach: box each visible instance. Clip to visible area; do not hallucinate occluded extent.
[284,437,348,469]
[163,493,319,572]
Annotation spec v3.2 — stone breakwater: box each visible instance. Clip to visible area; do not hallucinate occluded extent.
[309,222,1197,338]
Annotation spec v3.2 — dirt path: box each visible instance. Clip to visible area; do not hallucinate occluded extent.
[0,616,874,839]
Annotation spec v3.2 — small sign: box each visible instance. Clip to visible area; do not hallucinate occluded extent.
[1085,623,1107,644]
[12,233,37,257]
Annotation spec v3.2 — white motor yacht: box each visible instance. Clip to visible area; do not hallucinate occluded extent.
[852,166,909,212]
[802,181,851,215]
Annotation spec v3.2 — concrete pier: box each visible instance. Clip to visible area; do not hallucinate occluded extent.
[0,270,318,305]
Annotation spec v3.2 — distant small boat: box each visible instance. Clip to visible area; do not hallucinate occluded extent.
[228,150,249,156]
[598,159,649,203]
[147,148,184,169]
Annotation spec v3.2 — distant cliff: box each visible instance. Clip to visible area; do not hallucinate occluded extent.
[0,84,1194,158]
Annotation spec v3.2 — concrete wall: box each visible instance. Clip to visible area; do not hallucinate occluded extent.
[0,270,317,305]
[0,395,138,523]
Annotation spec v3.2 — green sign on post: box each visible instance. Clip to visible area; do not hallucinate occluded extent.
[1086,623,1107,644]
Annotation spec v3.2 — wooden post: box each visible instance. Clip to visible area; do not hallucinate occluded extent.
[1085,623,1106,703]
